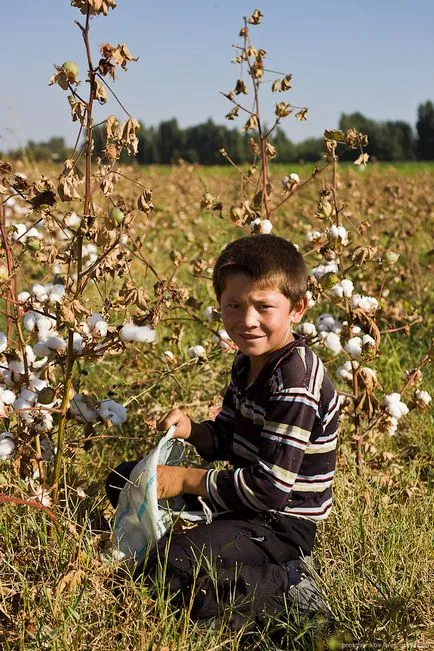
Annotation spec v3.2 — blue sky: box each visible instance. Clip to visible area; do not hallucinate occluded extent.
[1,0,433,150]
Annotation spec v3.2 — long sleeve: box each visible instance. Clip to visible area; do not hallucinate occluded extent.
[204,344,338,519]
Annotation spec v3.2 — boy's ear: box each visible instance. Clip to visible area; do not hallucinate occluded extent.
[291,295,308,324]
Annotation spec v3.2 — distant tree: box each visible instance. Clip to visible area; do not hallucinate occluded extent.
[416,101,434,160]
[296,137,323,162]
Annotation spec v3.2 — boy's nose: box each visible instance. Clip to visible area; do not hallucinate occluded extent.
[241,306,259,328]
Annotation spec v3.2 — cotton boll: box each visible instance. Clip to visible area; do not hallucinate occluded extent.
[362,334,376,346]
[0,388,16,405]
[415,390,432,406]
[28,376,47,393]
[328,224,349,246]
[32,284,49,302]
[18,388,37,405]
[17,291,31,304]
[350,294,379,315]
[98,399,127,426]
[386,417,399,436]
[48,284,66,304]
[36,316,55,340]
[87,313,108,338]
[382,393,409,419]
[188,345,206,359]
[0,332,7,354]
[340,279,354,297]
[311,262,339,280]
[212,329,232,350]
[119,324,156,343]
[306,230,322,243]
[25,345,36,365]
[44,336,67,353]
[9,359,25,377]
[34,412,54,433]
[33,341,51,357]
[306,291,316,309]
[321,331,342,355]
[330,283,344,298]
[298,322,317,337]
[337,360,356,382]
[23,312,37,332]
[0,432,16,460]
[344,337,363,359]
[316,314,342,334]
[72,332,84,353]
[260,219,273,234]
[70,394,99,423]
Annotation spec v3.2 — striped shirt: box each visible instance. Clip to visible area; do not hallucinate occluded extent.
[203,334,339,522]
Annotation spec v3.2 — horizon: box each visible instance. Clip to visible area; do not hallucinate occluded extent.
[1,0,433,150]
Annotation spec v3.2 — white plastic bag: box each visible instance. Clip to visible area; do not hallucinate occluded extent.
[111,426,212,564]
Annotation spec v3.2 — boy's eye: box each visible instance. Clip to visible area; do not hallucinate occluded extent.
[259,304,273,310]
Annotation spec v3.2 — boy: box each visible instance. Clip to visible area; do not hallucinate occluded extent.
[106,234,339,629]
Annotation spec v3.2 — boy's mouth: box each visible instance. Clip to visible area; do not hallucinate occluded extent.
[239,333,264,341]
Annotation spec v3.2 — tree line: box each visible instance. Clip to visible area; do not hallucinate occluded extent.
[5,101,434,164]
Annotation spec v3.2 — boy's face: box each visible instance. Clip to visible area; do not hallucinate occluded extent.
[220,272,307,366]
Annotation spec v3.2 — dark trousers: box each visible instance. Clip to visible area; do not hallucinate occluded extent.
[106,462,316,629]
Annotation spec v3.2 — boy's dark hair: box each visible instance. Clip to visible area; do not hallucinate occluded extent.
[213,234,307,305]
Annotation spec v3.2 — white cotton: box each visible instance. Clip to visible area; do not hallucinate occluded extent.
[33,341,51,357]
[87,313,108,338]
[23,312,37,332]
[36,316,55,339]
[298,322,317,337]
[0,388,16,405]
[0,401,6,417]
[119,324,156,343]
[306,291,316,309]
[48,284,66,304]
[98,399,127,426]
[45,336,67,353]
[73,332,84,353]
[330,283,344,298]
[306,230,322,243]
[188,345,206,359]
[34,412,54,433]
[0,432,16,460]
[0,332,7,354]
[163,350,175,361]
[316,314,342,334]
[382,393,409,419]
[13,397,31,411]
[415,390,432,405]
[311,262,339,280]
[25,345,36,365]
[344,337,363,360]
[351,294,379,315]
[203,306,215,321]
[328,224,349,246]
[340,279,354,297]
[282,173,300,186]
[70,394,99,423]
[18,388,37,405]
[331,279,354,298]
[213,330,232,350]
[362,334,376,347]
[337,360,356,382]
[8,359,25,376]
[28,376,47,393]
[32,284,49,302]
[17,291,31,303]
[386,416,399,437]
[260,219,273,234]
[321,331,342,354]
[360,366,377,380]
[12,223,27,240]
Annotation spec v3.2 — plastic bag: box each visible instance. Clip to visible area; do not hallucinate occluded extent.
[112,426,212,564]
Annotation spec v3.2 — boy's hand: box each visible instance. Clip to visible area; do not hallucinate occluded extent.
[157,408,192,440]
[157,465,208,499]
